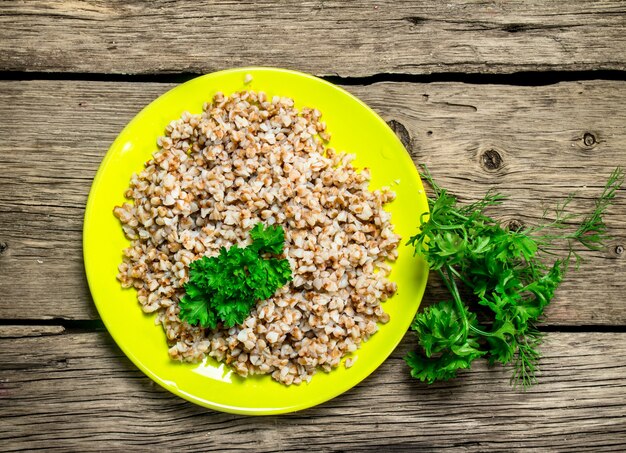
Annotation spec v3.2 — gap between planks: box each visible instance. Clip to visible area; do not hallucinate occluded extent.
[1,69,626,87]
[2,322,626,337]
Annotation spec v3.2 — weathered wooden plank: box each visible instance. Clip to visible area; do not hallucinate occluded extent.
[0,325,65,338]
[0,329,624,451]
[1,1,626,76]
[0,80,624,323]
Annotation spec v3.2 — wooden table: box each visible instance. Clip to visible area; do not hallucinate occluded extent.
[1,2,626,450]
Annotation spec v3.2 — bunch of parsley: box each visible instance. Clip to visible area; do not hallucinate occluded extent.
[406,167,624,388]
[178,223,292,329]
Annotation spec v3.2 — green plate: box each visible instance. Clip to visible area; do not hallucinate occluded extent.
[83,67,429,415]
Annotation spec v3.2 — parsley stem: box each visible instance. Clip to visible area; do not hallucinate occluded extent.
[442,265,499,339]
[439,266,469,342]
[469,324,499,338]
[447,266,473,290]
[449,210,469,222]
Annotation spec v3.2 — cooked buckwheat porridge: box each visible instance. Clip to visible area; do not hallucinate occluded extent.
[114,90,400,385]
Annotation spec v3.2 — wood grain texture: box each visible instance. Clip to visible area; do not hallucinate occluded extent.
[0,79,624,323]
[0,325,65,338]
[1,328,625,451]
[1,1,626,76]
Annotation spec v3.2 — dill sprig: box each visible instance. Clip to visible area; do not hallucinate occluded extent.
[574,167,624,250]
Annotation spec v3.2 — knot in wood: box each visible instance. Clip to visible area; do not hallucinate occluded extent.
[506,219,525,232]
[583,132,596,147]
[0,242,7,254]
[386,120,411,150]
[616,245,624,256]
[481,149,503,171]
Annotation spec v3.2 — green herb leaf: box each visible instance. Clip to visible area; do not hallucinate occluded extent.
[179,290,215,328]
[406,166,623,388]
[250,222,286,254]
[178,223,292,329]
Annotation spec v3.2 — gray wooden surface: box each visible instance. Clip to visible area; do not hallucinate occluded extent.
[1,1,626,76]
[1,1,625,451]
[2,328,626,451]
